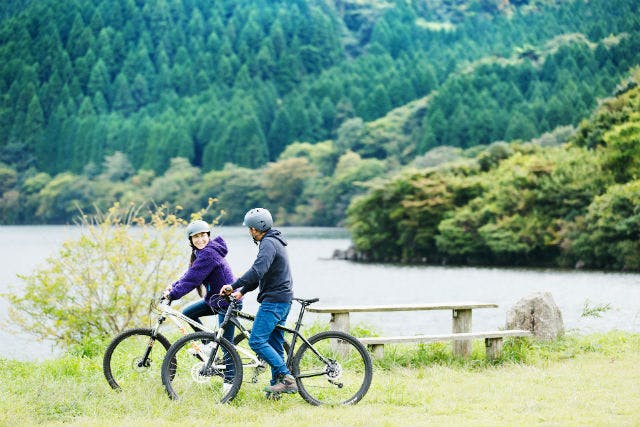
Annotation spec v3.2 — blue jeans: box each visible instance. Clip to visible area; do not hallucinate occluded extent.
[182,299,239,382]
[248,301,292,384]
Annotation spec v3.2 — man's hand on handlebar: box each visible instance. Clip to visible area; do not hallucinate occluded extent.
[220,284,243,300]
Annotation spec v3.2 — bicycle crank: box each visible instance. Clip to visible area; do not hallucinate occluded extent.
[132,357,152,371]
[251,364,267,383]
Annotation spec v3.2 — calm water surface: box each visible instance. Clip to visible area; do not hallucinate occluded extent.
[1,225,639,361]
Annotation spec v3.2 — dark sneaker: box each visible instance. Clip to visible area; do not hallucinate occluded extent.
[264,374,298,394]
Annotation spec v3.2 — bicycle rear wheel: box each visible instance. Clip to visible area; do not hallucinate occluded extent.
[103,328,171,391]
[292,330,373,406]
[161,331,243,403]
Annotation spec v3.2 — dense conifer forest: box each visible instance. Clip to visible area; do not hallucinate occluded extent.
[1,0,639,270]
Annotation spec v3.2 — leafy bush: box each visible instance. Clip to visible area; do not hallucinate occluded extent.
[2,202,219,349]
[348,143,613,266]
[563,180,640,269]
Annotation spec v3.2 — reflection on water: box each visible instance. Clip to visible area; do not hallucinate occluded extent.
[1,225,639,361]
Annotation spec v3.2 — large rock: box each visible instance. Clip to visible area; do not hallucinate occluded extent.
[506,292,564,340]
[332,245,360,261]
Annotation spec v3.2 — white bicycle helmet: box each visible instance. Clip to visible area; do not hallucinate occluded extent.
[186,219,210,240]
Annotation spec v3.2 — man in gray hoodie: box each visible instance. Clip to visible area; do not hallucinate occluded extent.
[220,207,297,397]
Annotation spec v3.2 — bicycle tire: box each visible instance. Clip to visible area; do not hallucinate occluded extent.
[292,330,373,406]
[103,327,172,391]
[161,331,243,403]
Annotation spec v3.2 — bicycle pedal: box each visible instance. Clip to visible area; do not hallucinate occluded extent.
[187,348,204,362]
[264,391,282,401]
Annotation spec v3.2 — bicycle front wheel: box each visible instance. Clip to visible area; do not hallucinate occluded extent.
[292,331,373,406]
[161,331,243,403]
[103,328,171,391]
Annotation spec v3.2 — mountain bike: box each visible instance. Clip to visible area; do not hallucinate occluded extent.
[102,296,274,392]
[160,296,373,405]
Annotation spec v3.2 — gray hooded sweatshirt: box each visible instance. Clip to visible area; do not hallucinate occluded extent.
[231,229,293,303]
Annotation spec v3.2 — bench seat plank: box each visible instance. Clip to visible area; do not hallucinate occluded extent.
[360,330,531,359]
[308,302,498,314]
[359,329,530,345]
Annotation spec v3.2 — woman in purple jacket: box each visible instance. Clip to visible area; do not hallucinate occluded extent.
[163,219,238,389]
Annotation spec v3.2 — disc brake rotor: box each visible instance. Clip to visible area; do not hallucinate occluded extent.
[131,357,151,373]
[190,362,212,384]
[326,361,343,380]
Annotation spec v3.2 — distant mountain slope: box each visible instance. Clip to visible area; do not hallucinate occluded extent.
[1,0,638,176]
[1,0,640,227]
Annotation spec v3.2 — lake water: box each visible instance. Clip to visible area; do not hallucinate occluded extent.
[1,225,639,361]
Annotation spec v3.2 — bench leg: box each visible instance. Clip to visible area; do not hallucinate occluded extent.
[485,337,503,361]
[452,308,472,358]
[329,313,351,357]
[367,344,384,359]
[330,312,350,333]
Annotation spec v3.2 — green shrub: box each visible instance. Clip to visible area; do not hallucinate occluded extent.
[1,201,219,350]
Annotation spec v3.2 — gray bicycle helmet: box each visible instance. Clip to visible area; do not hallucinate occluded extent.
[243,208,273,232]
[186,219,210,240]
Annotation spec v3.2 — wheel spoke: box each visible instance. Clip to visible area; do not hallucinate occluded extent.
[103,328,171,391]
[161,332,243,403]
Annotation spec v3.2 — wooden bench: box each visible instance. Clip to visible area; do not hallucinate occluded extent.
[308,302,529,358]
[359,329,531,360]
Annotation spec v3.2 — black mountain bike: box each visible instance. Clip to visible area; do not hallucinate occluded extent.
[161,297,373,405]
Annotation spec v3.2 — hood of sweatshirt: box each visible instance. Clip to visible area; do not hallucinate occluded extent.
[264,229,287,246]
[208,235,228,257]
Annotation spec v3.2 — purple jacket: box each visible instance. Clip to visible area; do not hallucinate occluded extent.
[168,236,235,312]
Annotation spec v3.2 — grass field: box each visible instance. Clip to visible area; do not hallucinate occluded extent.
[1,331,639,426]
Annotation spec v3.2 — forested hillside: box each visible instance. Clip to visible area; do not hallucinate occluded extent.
[347,68,640,270]
[0,0,639,226]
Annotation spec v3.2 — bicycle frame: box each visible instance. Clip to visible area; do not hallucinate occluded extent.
[276,300,336,375]
[226,297,332,374]
[151,299,263,370]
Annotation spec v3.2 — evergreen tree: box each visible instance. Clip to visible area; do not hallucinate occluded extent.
[96,28,117,79]
[66,13,92,59]
[131,74,150,108]
[223,105,269,168]
[256,42,276,79]
[88,59,111,101]
[320,97,337,137]
[216,55,235,87]
[111,73,135,115]
[267,107,294,160]
[195,115,220,168]
[21,95,44,170]
[504,111,538,142]
[362,84,392,121]
[40,70,64,119]
[285,92,310,142]
[74,48,97,94]
[93,91,109,114]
